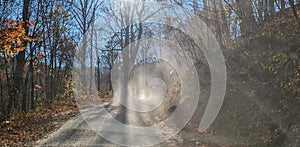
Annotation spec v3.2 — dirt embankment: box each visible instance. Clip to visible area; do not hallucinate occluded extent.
[188,31,299,145]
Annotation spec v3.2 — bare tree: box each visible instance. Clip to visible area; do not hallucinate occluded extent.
[71,0,103,96]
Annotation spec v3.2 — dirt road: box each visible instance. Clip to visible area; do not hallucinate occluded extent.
[36,101,267,147]
[35,73,299,146]
[36,102,183,146]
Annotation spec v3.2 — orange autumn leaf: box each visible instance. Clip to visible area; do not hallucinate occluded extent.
[29,22,35,27]
[0,20,33,58]
[56,3,62,9]
[16,47,25,52]
[239,18,243,24]
[16,38,21,44]
[7,20,17,25]
[19,131,23,138]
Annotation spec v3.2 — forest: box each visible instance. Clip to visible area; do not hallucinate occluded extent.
[0,0,299,146]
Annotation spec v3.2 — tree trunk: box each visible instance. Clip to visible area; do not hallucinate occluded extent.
[236,0,256,36]
[212,0,223,47]
[269,0,276,17]
[288,0,300,26]
[281,0,285,9]
[8,0,30,115]
[264,0,268,21]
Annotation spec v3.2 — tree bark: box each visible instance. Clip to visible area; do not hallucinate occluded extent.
[269,0,276,17]
[236,0,256,36]
[281,0,285,9]
[288,0,300,26]
[8,0,30,115]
